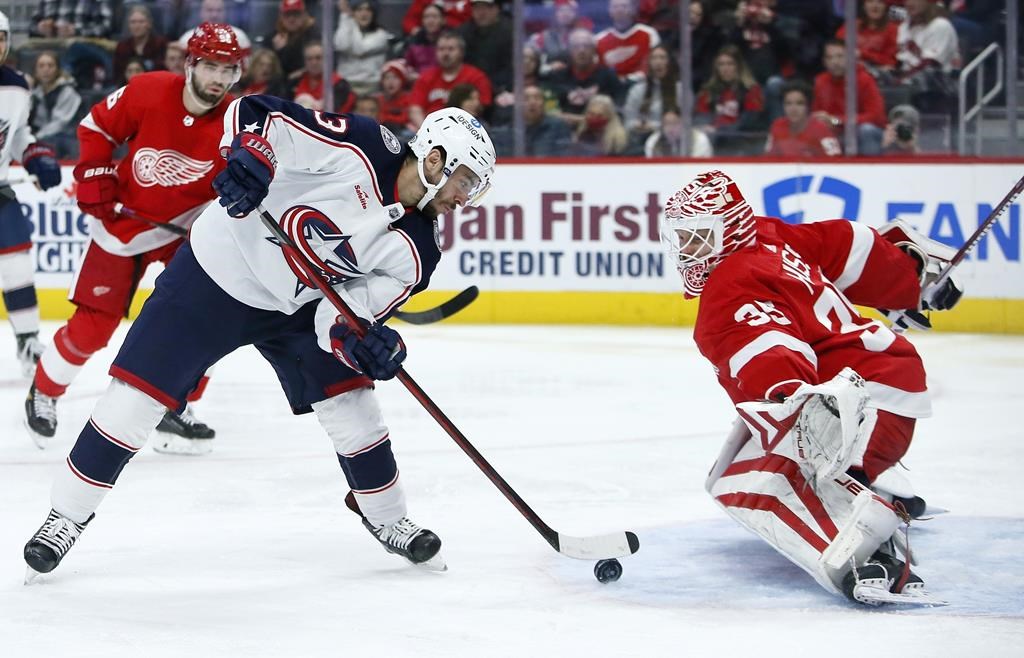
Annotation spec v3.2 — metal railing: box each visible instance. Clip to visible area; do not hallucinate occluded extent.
[958,43,1004,156]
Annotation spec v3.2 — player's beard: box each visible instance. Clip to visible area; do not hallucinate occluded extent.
[189,73,227,107]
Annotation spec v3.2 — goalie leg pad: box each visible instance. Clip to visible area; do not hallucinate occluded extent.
[709,432,901,596]
[314,388,406,527]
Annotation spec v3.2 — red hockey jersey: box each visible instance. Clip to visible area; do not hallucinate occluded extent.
[596,23,660,79]
[693,217,930,418]
[765,117,842,157]
[77,71,230,255]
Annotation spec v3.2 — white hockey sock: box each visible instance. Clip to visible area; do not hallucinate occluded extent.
[0,251,40,334]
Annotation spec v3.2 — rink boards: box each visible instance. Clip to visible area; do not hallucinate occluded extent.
[5,161,1024,333]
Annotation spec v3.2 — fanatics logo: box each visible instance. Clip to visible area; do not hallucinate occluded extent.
[132,148,214,188]
[380,125,401,154]
[354,185,369,210]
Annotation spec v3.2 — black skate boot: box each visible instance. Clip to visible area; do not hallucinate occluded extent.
[15,331,44,378]
[841,543,935,606]
[24,384,57,447]
[345,491,445,570]
[153,404,216,455]
[24,509,94,577]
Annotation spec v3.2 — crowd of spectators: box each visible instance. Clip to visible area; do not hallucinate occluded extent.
[6,0,1009,160]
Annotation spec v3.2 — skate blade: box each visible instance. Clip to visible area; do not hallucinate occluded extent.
[152,432,214,456]
[24,566,46,585]
[23,419,51,450]
[853,584,949,607]
[413,552,447,572]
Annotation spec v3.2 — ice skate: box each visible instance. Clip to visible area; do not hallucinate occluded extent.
[15,331,44,378]
[346,492,445,571]
[23,509,93,581]
[153,404,216,455]
[841,543,946,607]
[24,384,57,448]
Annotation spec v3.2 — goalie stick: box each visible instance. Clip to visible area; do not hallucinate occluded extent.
[888,174,1024,329]
[393,286,479,325]
[257,204,639,560]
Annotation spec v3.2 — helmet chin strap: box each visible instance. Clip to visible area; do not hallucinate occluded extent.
[415,157,449,211]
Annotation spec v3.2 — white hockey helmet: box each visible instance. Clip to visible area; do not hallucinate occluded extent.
[0,11,10,65]
[409,107,495,211]
[661,170,756,297]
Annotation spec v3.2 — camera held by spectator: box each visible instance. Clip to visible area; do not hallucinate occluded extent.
[883,104,920,155]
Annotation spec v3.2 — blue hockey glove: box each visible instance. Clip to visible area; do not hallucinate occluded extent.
[213,132,277,217]
[22,143,62,190]
[329,319,407,381]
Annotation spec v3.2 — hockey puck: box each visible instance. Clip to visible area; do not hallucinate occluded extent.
[594,558,622,583]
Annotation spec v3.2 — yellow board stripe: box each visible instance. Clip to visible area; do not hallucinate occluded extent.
[7,289,1023,334]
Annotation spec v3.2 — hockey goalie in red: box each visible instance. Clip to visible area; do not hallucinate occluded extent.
[662,170,962,606]
[25,23,244,454]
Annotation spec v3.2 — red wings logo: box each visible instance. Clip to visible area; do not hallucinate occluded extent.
[132,148,214,188]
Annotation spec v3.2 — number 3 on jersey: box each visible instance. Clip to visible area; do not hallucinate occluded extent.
[813,284,896,352]
[735,301,792,327]
[314,112,348,134]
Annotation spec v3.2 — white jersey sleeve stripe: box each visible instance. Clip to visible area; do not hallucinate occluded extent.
[729,331,818,379]
[833,221,875,291]
[864,381,932,418]
[80,112,118,146]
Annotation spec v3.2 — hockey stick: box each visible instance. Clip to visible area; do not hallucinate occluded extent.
[887,174,1024,329]
[256,204,639,560]
[393,286,479,325]
[113,203,189,237]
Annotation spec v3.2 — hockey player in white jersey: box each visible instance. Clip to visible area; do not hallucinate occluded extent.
[0,11,63,376]
[23,98,495,576]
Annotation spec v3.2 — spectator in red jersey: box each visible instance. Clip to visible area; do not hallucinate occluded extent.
[622,44,681,146]
[263,0,318,78]
[765,81,842,157]
[460,0,513,94]
[694,45,766,155]
[113,5,168,86]
[836,0,899,80]
[528,0,593,75]
[636,0,680,46]
[408,30,492,127]
[376,59,415,137]
[234,48,288,97]
[570,94,628,157]
[288,41,356,113]
[334,0,394,97]
[403,0,472,35]
[548,27,623,126]
[596,0,661,82]
[403,2,445,74]
[812,39,887,156]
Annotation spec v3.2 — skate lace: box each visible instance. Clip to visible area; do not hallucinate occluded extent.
[32,390,57,424]
[17,335,44,362]
[179,404,198,425]
[377,518,422,551]
[36,512,84,555]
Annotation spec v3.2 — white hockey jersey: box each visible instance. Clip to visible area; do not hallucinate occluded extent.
[0,66,39,182]
[189,95,442,351]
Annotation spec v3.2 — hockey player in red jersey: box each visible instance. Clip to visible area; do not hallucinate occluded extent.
[661,170,962,605]
[24,23,244,454]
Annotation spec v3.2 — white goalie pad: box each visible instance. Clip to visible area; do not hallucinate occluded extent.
[735,367,876,487]
[707,426,902,596]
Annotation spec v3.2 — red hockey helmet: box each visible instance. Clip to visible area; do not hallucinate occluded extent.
[187,22,244,65]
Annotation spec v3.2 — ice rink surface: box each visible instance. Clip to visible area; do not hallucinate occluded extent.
[1,321,1022,657]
